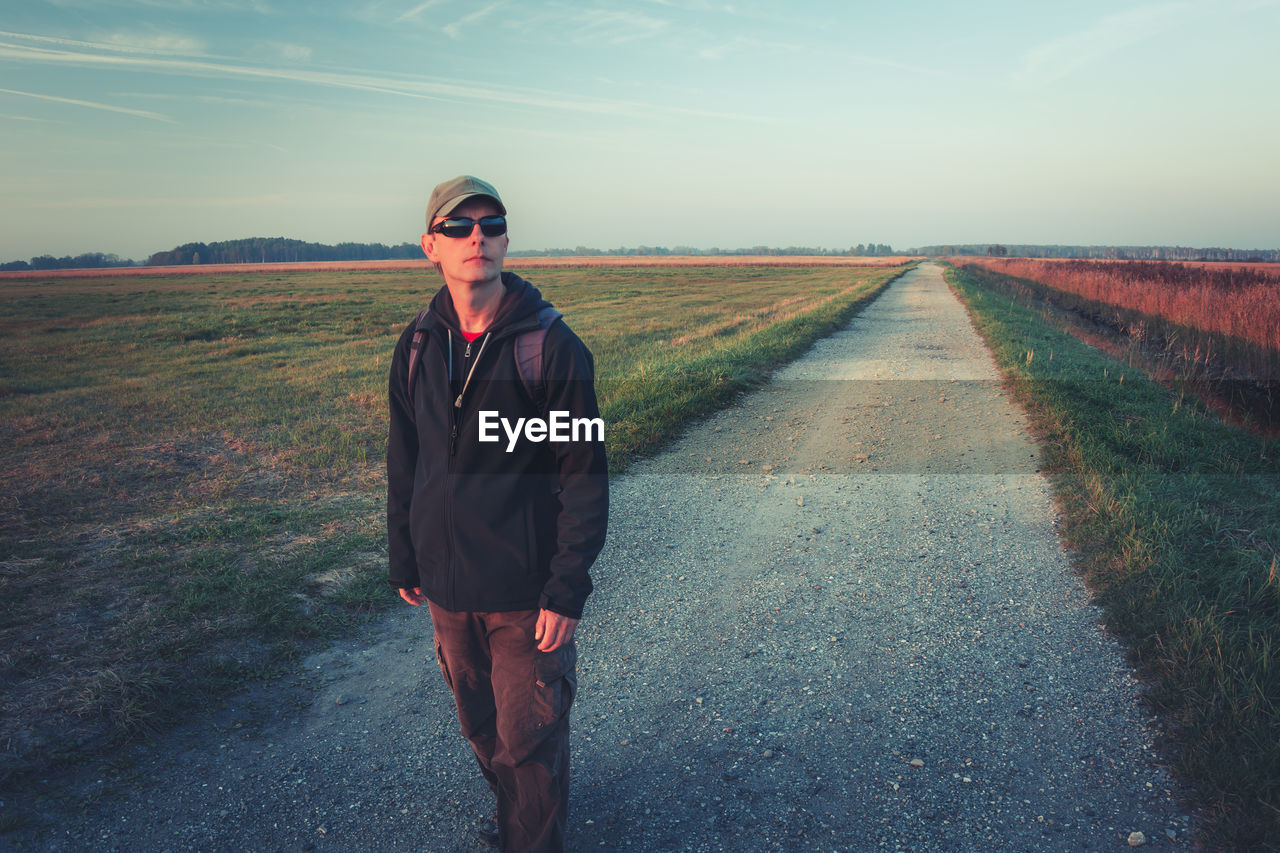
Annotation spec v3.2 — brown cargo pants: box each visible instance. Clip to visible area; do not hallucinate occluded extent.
[428,602,576,853]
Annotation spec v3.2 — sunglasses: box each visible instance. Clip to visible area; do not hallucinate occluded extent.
[430,215,507,238]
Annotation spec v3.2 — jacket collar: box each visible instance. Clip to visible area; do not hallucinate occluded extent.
[422,271,552,339]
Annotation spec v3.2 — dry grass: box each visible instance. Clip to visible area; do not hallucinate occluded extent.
[0,255,920,280]
[959,257,1280,356]
[953,258,1280,436]
[0,260,909,809]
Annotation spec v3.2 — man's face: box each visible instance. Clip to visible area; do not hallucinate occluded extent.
[421,196,508,288]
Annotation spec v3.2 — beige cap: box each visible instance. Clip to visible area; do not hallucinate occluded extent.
[425,175,506,227]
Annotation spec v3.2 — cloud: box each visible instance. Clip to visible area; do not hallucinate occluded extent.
[443,2,504,39]
[0,29,765,121]
[697,40,736,60]
[1014,3,1196,89]
[25,192,293,209]
[0,112,59,122]
[696,34,802,61]
[693,33,937,78]
[395,0,447,22]
[272,42,312,61]
[640,0,735,11]
[115,90,276,106]
[564,8,669,44]
[99,32,207,53]
[0,29,134,52]
[506,5,670,45]
[45,0,272,11]
[0,29,208,58]
[0,87,175,122]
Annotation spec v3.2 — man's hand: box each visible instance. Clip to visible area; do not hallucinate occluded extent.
[398,587,426,606]
[534,609,578,652]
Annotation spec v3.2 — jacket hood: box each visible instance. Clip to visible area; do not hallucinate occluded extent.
[427,272,551,337]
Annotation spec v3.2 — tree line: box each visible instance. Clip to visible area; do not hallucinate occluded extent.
[5,239,1278,271]
[144,238,422,266]
[1,252,135,272]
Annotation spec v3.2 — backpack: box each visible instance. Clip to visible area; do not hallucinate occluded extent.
[406,305,563,411]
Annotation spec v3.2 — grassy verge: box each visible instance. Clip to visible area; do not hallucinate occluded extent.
[951,261,1278,433]
[0,261,910,809]
[945,263,1280,851]
[584,263,914,470]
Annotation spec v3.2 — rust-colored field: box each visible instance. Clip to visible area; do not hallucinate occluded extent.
[0,255,916,280]
[1179,260,1280,275]
[957,257,1280,355]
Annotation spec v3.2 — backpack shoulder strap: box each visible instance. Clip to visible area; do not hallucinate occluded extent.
[406,308,431,402]
[513,306,562,412]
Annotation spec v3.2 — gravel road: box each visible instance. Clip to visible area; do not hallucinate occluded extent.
[11,263,1192,852]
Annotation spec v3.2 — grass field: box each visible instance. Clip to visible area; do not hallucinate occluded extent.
[946,263,1280,851]
[955,258,1280,398]
[0,261,910,800]
[957,258,1280,355]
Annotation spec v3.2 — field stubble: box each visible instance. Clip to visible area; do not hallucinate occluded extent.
[956,258,1280,400]
[0,261,909,815]
[0,255,918,280]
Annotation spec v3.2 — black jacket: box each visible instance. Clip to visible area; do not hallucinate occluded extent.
[387,272,608,618]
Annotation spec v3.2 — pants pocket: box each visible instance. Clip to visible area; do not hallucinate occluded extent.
[434,637,455,692]
[531,642,577,729]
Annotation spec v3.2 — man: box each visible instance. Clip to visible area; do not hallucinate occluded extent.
[387,176,608,852]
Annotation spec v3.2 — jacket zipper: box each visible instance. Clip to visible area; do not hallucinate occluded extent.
[438,316,533,608]
[444,329,456,608]
[451,331,491,455]
[447,330,458,455]
[445,328,491,608]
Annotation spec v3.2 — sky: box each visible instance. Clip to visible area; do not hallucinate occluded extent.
[1,0,1278,261]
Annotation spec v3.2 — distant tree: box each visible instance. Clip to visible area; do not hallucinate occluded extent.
[987,244,1008,256]
[144,238,423,266]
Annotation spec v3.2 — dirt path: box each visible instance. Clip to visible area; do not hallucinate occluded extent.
[13,263,1191,852]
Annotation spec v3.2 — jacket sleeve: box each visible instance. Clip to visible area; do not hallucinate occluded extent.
[538,322,609,618]
[386,324,420,589]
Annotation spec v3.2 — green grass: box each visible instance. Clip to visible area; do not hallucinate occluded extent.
[0,261,910,801]
[945,263,1280,851]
